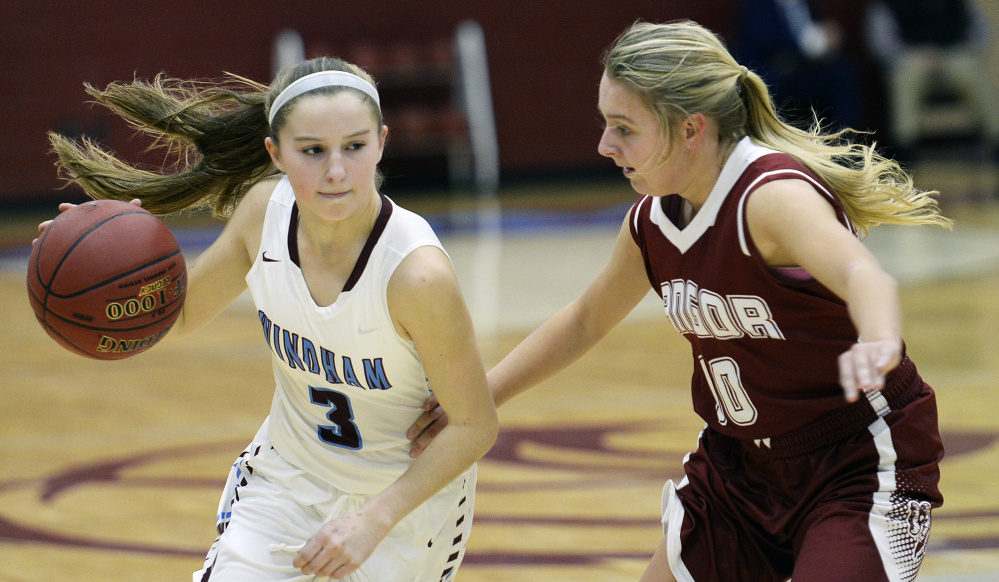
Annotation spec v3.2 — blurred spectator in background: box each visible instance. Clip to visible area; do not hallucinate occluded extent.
[732,0,866,131]
[865,0,999,164]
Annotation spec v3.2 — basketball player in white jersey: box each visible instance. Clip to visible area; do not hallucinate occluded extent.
[42,58,498,581]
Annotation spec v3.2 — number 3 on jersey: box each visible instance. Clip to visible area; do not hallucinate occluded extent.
[310,386,363,449]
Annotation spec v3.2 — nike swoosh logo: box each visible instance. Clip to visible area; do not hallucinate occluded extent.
[262,252,280,263]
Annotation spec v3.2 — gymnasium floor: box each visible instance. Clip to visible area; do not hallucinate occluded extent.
[2,161,998,581]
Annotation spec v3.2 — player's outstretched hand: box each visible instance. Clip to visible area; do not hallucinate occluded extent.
[294,506,392,579]
[34,199,142,245]
[406,394,448,458]
[838,339,902,402]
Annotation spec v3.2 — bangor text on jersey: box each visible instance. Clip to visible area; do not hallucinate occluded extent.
[661,279,785,340]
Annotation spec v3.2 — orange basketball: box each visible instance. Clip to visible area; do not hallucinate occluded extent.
[27,199,187,360]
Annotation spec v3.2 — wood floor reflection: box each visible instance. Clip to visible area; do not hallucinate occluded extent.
[2,190,998,581]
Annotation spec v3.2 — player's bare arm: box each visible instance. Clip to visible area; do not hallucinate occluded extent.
[407,215,650,457]
[294,245,497,578]
[746,179,903,400]
[490,215,652,406]
[168,177,276,339]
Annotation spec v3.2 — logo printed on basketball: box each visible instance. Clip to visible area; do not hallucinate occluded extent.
[27,199,188,360]
[105,274,182,321]
[96,329,172,354]
[139,275,173,295]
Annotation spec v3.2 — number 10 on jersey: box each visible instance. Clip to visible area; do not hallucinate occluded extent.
[698,355,758,427]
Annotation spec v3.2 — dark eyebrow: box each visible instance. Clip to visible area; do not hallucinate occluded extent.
[292,129,372,142]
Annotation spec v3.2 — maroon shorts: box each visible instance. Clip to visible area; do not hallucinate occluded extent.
[661,360,944,582]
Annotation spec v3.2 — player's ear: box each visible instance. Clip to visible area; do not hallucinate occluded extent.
[682,113,708,149]
[377,125,388,162]
[265,137,285,172]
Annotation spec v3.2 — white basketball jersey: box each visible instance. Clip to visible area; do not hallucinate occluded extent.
[245,177,446,495]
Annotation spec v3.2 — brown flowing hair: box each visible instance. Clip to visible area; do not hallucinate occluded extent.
[49,57,381,218]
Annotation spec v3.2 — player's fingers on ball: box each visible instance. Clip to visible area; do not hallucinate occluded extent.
[129,198,142,206]
[38,202,77,231]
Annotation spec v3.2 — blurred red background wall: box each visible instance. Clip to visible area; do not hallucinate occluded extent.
[0,1,741,203]
[1,0,868,204]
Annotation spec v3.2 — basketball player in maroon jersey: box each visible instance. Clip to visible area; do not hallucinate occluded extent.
[409,20,951,582]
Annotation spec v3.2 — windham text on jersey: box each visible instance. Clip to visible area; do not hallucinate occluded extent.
[257,310,393,391]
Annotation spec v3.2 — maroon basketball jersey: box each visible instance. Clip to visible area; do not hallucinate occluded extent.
[629,137,864,439]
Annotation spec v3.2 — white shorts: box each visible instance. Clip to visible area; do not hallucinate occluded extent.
[194,421,476,582]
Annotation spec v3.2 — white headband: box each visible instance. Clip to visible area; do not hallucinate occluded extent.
[268,71,381,126]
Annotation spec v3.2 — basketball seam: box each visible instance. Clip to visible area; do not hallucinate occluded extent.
[28,204,185,359]
[44,248,185,299]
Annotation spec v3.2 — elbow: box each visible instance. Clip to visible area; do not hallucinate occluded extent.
[470,407,499,460]
[450,396,499,460]
[480,409,499,454]
[571,300,609,348]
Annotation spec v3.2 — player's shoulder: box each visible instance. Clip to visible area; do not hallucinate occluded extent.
[746,176,837,225]
[387,243,459,339]
[391,244,453,290]
[221,174,283,253]
[243,174,285,209]
[379,197,444,254]
[228,175,281,221]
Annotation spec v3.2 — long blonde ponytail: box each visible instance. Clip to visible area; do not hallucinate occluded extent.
[603,20,951,236]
